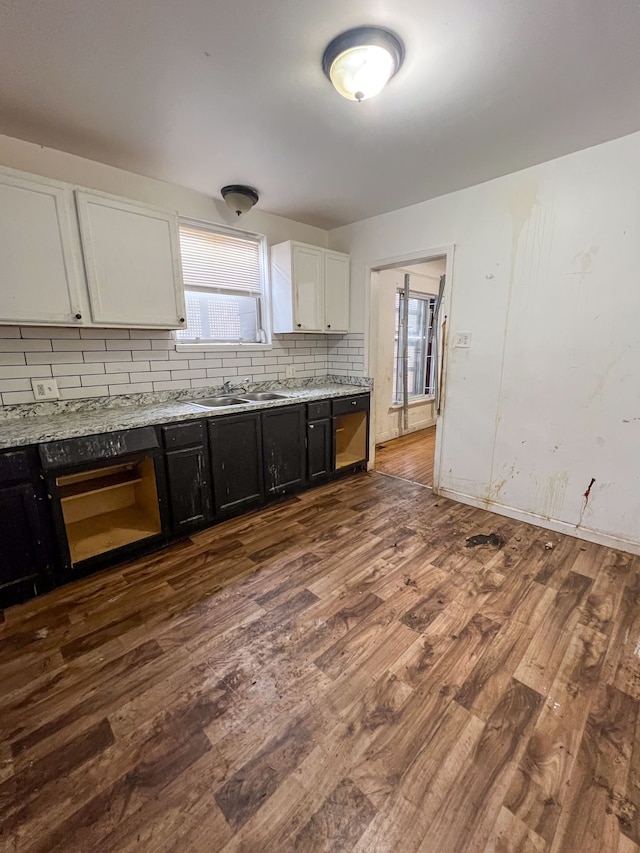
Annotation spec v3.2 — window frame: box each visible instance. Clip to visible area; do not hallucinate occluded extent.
[392,289,437,405]
[174,217,272,352]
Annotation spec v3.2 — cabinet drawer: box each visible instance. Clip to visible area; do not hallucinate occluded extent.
[162,420,204,449]
[332,394,369,416]
[307,400,331,420]
[0,450,31,485]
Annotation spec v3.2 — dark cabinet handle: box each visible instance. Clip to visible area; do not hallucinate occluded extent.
[297,323,302,328]
[327,324,331,328]
[75,313,82,320]
[179,318,185,323]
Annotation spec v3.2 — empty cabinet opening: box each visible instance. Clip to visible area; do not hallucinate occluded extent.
[56,457,161,564]
[334,411,367,469]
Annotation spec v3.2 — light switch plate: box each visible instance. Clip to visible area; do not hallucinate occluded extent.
[454,331,472,348]
[32,378,60,400]
[285,364,296,379]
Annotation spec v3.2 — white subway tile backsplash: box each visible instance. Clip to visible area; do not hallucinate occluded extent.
[0,378,32,392]
[52,362,105,376]
[2,390,36,404]
[107,360,143,374]
[171,369,204,381]
[0,327,364,406]
[0,339,52,352]
[152,379,191,391]
[109,382,154,394]
[56,376,82,389]
[222,357,252,367]
[129,329,173,339]
[26,351,84,364]
[106,340,150,351]
[80,328,130,339]
[52,339,105,351]
[0,353,27,366]
[21,326,80,339]
[81,372,131,386]
[131,370,167,382]
[0,364,52,379]
[83,351,133,363]
[60,386,109,400]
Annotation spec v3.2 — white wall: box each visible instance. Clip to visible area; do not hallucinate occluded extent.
[0,134,335,405]
[329,130,640,554]
[375,264,442,442]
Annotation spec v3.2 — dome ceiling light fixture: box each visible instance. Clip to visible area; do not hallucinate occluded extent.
[322,26,405,102]
[221,184,259,216]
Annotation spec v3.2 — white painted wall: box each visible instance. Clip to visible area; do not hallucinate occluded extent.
[375,263,442,443]
[329,130,640,554]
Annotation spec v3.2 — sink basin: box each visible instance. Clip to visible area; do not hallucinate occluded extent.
[190,396,247,409]
[239,392,289,401]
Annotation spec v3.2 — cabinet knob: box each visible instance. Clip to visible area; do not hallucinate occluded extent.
[297,323,302,328]
[75,313,82,320]
[351,400,357,405]
[179,317,185,323]
[327,324,331,328]
[309,424,314,429]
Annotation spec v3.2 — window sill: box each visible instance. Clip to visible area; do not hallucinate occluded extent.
[389,396,435,412]
[175,342,272,353]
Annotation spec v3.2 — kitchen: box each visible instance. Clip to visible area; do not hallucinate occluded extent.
[2,2,640,851]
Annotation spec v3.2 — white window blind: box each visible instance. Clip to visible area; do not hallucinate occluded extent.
[179,225,262,295]
[176,221,267,343]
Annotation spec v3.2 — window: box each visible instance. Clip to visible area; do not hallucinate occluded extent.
[392,291,436,403]
[176,220,268,344]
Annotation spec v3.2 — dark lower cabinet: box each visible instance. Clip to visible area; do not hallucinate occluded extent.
[165,445,213,532]
[209,413,263,516]
[0,450,53,609]
[163,421,212,533]
[262,405,306,495]
[307,418,332,482]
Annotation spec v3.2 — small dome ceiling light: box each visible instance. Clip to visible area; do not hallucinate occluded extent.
[221,185,259,216]
[322,26,404,102]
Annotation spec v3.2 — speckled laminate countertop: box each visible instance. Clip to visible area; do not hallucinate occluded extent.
[0,384,370,450]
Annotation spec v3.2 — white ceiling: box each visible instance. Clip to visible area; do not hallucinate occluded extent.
[1,1,640,229]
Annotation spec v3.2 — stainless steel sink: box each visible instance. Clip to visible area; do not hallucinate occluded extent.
[190,396,247,409]
[239,392,289,401]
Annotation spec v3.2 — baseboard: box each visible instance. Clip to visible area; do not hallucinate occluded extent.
[376,420,437,444]
[436,487,640,557]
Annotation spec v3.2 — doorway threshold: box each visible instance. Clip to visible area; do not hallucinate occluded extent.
[375,470,433,490]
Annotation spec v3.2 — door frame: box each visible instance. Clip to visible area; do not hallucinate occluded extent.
[366,244,456,494]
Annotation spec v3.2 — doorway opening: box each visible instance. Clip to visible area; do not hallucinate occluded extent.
[371,256,448,489]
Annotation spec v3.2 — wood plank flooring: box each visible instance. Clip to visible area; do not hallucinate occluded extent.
[375,426,436,486]
[1,472,639,852]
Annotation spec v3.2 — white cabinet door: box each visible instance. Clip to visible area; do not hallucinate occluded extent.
[0,171,85,326]
[292,244,323,332]
[76,191,186,329]
[324,251,350,333]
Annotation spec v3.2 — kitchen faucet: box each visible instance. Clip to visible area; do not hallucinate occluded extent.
[223,378,249,394]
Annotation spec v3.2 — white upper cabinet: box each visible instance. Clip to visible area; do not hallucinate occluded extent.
[0,170,86,326]
[271,241,350,334]
[323,251,350,333]
[76,191,186,329]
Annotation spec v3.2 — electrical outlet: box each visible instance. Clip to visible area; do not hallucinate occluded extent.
[454,331,472,348]
[32,378,59,400]
[285,364,296,379]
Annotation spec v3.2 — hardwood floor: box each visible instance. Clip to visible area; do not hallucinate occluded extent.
[1,471,639,852]
[375,426,436,486]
